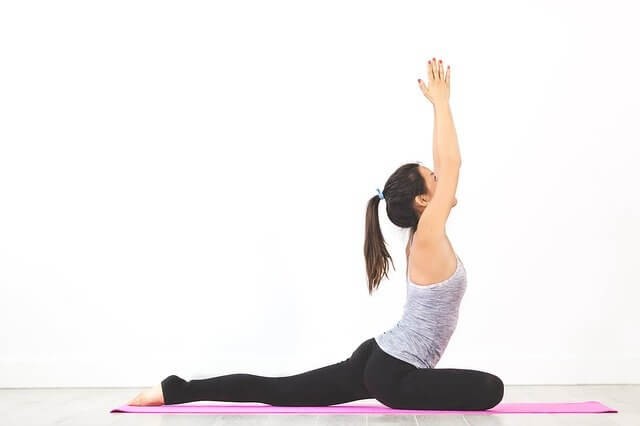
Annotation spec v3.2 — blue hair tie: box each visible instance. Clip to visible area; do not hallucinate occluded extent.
[376,188,384,200]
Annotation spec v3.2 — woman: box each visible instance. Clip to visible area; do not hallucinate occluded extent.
[129,57,504,410]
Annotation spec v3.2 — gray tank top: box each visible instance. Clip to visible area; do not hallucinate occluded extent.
[374,245,467,369]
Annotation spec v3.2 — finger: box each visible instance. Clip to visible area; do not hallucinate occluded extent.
[432,57,437,79]
[445,65,450,85]
[428,60,435,82]
[418,78,429,98]
[438,59,444,80]
[419,78,428,90]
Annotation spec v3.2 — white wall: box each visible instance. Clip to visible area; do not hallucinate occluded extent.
[1,0,638,388]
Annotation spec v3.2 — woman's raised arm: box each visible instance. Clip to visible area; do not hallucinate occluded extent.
[418,57,461,171]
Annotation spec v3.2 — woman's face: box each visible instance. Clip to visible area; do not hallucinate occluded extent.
[420,166,438,196]
[418,165,457,207]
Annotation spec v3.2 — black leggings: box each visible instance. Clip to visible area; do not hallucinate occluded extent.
[160,337,504,410]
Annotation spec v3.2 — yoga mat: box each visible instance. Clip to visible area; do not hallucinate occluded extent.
[111,401,617,414]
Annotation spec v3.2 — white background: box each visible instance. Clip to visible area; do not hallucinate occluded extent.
[1,0,638,387]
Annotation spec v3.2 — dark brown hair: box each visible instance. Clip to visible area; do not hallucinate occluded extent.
[364,162,428,294]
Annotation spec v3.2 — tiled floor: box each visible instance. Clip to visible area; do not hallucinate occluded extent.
[0,385,635,425]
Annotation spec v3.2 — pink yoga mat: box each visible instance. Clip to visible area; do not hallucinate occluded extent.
[111,401,617,414]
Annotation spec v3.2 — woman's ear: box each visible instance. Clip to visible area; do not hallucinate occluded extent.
[415,194,429,207]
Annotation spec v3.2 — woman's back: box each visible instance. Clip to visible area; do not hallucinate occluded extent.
[375,231,467,369]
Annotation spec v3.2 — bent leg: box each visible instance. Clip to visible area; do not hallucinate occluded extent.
[364,341,504,410]
[162,337,377,406]
[394,367,504,410]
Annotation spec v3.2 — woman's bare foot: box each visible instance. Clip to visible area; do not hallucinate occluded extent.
[128,383,165,406]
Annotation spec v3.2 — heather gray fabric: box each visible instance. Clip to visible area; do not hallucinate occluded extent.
[374,253,467,369]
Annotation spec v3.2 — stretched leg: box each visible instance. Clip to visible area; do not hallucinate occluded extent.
[364,340,504,410]
[162,337,377,406]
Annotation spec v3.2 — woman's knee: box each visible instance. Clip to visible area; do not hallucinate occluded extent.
[483,373,504,409]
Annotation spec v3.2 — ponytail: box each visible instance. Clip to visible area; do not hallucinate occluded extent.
[364,195,396,294]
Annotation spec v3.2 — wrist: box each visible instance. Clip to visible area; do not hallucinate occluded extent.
[433,101,450,110]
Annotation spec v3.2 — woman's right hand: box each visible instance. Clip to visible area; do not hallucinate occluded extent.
[418,57,450,106]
